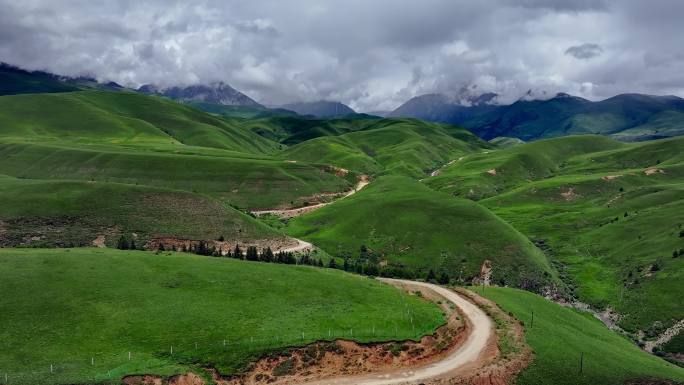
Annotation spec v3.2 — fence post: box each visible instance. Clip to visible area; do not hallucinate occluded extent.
[128,351,131,360]
[195,342,198,350]
[170,346,173,355]
[531,311,534,328]
[91,357,94,365]
[579,352,584,374]
[50,364,53,374]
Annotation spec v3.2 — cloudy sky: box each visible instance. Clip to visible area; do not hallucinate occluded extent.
[1,0,683,111]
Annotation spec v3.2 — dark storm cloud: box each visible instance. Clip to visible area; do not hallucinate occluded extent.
[565,43,603,60]
[0,0,682,111]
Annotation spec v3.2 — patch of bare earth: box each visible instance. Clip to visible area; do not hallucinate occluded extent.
[644,168,665,176]
[561,187,579,201]
[123,373,204,385]
[147,236,303,254]
[92,234,106,248]
[602,174,622,181]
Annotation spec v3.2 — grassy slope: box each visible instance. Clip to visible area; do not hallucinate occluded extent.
[282,118,490,178]
[0,248,444,385]
[0,91,278,153]
[286,176,553,287]
[479,287,684,385]
[242,115,379,145]
[427,136,684,334]
[0,91,355,210]
[0,175,280,247]
[425,135,624,200]
[0,140,351,209]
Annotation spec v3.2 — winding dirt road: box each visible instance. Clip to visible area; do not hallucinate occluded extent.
[276,238,314,254]
[303,279,494,385]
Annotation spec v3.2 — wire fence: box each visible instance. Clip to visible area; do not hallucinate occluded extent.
[0,323,433,385]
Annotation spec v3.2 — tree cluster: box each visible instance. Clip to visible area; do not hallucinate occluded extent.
[116,235,137,250]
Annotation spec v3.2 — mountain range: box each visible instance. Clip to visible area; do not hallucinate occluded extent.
[280,100,356,118]
[2,62,684,142]
[138,82,262,107]
[390,91,684,142]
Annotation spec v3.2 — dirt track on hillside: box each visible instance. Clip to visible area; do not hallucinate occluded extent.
[292,279,494,385]
[252,175,369,219]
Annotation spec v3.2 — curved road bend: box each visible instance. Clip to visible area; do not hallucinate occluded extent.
[303,278,493,385]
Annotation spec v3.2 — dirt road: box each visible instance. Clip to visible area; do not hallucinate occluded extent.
[276,238,313,254]
[302,278,494,385]
[252,176,369,219]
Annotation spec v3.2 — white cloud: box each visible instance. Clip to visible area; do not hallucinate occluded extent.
[0,0,682,111]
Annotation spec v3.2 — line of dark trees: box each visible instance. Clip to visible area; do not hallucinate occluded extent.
[117,235,451,283]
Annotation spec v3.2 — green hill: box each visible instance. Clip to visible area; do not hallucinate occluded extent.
[282,118,490,178]
[0,91,279,153]
[286,176,553,289]
[427,136,684,337]
[0,175,282,247]
[489,136,525,148]
[0,248,444,384]
[0,141,351,210]
[242,115,375,145]
[426,135,624,200]
[480,287,684,385]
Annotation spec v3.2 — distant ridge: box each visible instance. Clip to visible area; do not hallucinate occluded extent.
[281,100,355,118]
[138,82,262,107]
[390,91,684,142]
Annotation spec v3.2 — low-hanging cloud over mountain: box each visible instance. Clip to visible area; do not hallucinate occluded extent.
[0,0,682,111]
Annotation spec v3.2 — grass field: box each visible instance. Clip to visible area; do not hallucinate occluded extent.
[478,287,684,385]
[0,91,278,153]
[426,135,684,337]
[0,175,282,247]
[0,248,444,385]
[286,175,554,288]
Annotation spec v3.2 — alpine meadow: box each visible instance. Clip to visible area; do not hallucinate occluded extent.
[0,1,683,385]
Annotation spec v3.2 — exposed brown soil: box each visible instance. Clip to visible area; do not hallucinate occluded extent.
[644,168,665,175]
[561,187,579,201]
[324,165,350,177]
[473,260,493,286]
[146,236,301,255]
[602,174,623,181]
[91,234,106,248]
[123,373,205,385]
